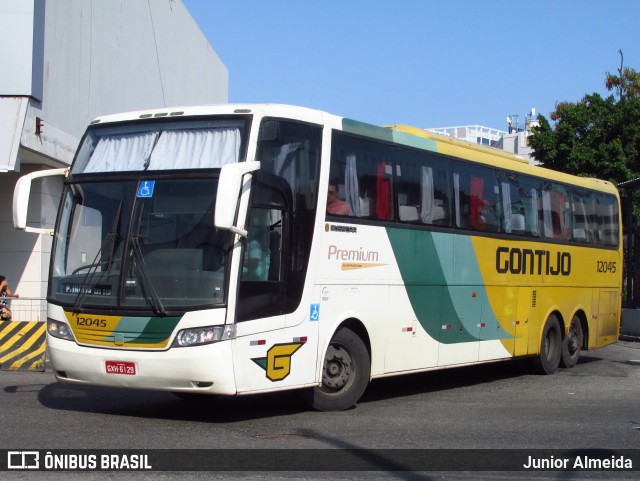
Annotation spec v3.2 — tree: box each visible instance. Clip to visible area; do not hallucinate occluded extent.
[606,49,640,99]
[529,54,640,220]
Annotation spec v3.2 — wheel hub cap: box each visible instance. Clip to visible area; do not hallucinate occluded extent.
[322,346,352,390]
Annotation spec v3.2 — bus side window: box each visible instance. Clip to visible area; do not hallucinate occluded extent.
[501,173,541,237]
[348,155,393,220]
[330,132,394,221]
[542,183,571,240]
[596,193,619,247]
[242,208,282,281]
[454,165,500,232]
[237,205,285,322]
[395,155,421,223]
[571,189,596,243]
[395,149,450,226]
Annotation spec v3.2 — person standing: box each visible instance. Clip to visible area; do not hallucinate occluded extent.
[0,275,19,321]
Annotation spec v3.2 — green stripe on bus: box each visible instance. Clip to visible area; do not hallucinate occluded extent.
[386,228,511,343]
[342,119,438,152]
[106,316,181,345]
[390,130,438,152]
[342,118,395,142]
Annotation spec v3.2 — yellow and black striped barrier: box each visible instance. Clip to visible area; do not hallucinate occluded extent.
[0,320,46,371]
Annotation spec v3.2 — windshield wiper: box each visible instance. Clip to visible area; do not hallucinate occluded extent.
[129,204,166,316]
[130,236,166,316]
[71,247,102,313]
[103,201,123,271]
[71,201,123,313]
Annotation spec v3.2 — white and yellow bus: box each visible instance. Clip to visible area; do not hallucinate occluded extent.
[13,104,622,411]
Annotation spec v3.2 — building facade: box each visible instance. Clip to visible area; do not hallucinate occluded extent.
[0,0,228,302]
[426,125,507,147]
[426,112,540,165]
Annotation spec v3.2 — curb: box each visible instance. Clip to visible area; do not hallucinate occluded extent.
[619,334,640,343]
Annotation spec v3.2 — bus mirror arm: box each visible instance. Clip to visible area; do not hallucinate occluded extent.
[13,167,69,235]
[214,161,261,238]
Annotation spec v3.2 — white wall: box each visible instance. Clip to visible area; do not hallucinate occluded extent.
[0,0,44,100]
[41,0,228,140]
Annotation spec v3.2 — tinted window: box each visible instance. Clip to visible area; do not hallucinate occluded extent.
[395,148,451,226]
[500,173,542,236]
[237,119,322,322]
[454,163,501,232]
[330,133,394,221]
[541,182,571,241]
[595,193,619,247]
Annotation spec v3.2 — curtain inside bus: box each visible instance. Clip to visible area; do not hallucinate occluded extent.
[80,128,242,173]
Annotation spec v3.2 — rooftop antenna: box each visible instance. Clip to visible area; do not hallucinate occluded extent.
[525,108,538,131]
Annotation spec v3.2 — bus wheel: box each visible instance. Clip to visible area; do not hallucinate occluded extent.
[306,327,370,411]
[532,314,562,375]
[561,315,584,368]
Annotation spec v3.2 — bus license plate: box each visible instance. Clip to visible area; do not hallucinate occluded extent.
[105,360,136,375]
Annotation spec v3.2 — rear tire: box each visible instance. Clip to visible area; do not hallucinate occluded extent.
[560,315,584,368]
[305,327,370,411]
[532,314,562,375]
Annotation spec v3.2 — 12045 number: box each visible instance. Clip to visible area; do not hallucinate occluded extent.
[75,317,107,328]
[597,261,616,273]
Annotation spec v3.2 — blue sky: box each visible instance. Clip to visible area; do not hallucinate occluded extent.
[183,0,640,132]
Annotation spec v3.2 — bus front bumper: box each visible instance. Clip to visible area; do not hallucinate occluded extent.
[47,335,237,395]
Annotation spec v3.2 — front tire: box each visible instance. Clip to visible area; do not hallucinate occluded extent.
[532,314,562,375]
[305,327,370,411]
[560,315,584,368]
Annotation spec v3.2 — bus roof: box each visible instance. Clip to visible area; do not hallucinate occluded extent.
[88,103,329,126]
[87,103,619,197]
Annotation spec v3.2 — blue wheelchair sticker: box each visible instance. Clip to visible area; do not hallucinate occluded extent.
[310,304,320,322]
[137,180,155,198]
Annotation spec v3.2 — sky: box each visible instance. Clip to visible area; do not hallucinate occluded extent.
[182,0,640,132]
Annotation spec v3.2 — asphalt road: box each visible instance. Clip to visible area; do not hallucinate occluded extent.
[1,341,638,480]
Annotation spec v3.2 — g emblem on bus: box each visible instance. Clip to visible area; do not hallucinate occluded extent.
[252,342,305,381]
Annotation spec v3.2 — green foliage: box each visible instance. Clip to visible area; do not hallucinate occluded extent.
[529,59,640,223]
[606,67,640,98]
[606,49,640,99]
[531,94,640,184]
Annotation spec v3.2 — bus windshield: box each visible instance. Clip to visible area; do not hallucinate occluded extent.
[48,117,250,314]
[50,176,230,314]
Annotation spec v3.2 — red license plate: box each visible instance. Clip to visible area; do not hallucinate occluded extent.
[105,360,136,375]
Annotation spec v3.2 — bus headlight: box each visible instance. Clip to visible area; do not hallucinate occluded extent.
[172,324,236,348]
[47,318,75,341]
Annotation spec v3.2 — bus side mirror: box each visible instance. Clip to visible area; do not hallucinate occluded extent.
[214,161,260,237]
[13,168,68,235]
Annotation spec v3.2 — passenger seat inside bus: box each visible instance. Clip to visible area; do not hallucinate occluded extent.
[399,205,419,221]
[510,213,526,233]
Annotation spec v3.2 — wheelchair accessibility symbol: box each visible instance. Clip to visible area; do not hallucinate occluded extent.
[137,180,155,198]
[310,303,320,322]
